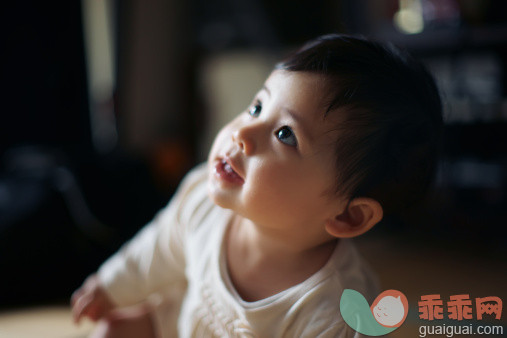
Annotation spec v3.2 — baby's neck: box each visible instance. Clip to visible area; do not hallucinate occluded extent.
[225,216,338,302]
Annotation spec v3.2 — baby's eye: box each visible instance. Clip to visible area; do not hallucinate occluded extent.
[276,126,298,147]
[248,101,262,117]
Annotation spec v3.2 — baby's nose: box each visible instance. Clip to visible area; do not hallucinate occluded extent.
[232,126,255,155]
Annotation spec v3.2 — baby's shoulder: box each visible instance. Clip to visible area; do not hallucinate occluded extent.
[328,239,380,302]
[287,247,378,337]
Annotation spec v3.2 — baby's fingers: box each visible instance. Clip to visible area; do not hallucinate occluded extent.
[72,292,95,324]
[70,287,84,309]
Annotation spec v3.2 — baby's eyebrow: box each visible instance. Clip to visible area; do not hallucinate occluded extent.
[284,107,314,144]
[262,85,271,96]
[261,82,315,146]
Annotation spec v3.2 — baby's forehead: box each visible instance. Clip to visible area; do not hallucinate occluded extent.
[265,70,339,115]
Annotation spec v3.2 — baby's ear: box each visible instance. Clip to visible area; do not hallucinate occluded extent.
[325,197,383,238]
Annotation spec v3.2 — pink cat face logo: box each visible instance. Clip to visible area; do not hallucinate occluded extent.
[370,290,409,328]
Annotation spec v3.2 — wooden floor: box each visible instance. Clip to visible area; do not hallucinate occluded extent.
[0,233,505,337]
[0,306,93,338]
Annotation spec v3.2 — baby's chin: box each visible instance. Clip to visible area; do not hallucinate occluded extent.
[207,179,235,210]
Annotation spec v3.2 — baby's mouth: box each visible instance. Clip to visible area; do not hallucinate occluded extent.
[215,158,244,184]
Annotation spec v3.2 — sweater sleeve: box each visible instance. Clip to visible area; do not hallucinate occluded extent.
[97,165,207,306]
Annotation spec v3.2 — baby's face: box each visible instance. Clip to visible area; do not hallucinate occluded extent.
[208,70,346,242]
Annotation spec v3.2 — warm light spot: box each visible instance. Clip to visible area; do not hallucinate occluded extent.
[394,0,424,35]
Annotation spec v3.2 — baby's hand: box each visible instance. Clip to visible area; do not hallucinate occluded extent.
[71,274,116,324]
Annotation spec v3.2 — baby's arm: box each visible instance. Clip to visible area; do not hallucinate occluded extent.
[70,206,184,325]
[71,274,116,323]
[71,165,205,324]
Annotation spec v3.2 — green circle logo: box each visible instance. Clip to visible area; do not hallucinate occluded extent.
[340,289,409,336]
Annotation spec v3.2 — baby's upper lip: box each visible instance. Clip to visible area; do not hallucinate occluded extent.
[224,154,244,179]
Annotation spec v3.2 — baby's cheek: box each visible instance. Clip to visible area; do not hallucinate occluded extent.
[215,127,229,144]
[255,166,293,195]
[210,128,229,153]
[244,169,289,212]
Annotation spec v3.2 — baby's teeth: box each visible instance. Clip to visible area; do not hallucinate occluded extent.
[224,162,233,173]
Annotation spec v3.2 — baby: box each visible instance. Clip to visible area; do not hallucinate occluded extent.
[71,34,442,337]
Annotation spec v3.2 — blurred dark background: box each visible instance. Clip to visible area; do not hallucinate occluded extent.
[1,0,506,310]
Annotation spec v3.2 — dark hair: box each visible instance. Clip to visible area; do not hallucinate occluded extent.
[276,34,443,215]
